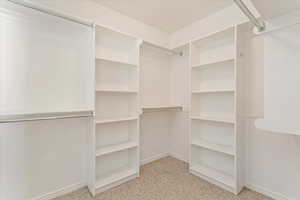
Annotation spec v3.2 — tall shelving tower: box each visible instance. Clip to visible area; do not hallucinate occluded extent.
[88,25,141,195]
[189,26,245,194]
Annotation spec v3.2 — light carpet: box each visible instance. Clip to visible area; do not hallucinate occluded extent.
[53,157,271,200]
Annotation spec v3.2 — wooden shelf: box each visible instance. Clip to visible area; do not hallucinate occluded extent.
[95,117,138,124]
[190,115,235,124]
[191,89,234,94]
[95,141,138,157]
[191,140,235,156]
[95,89,138,94]
[95,56,138,67]
[96,167,138,189]
[192,58,234,69]
[142,106,183,113]
[190,164,235,188]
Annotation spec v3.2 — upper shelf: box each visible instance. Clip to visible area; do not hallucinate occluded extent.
[192,58,234,69]
[142,106,183,113]
[95,57,138,67]
[95,89,138,94]
[192,89,234,94]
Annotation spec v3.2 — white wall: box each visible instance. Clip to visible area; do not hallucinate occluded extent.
[244,28,300,200]
[169,1,259,49]
[27,0,169,48]
[140,44,172,164]
[0,118,90,200]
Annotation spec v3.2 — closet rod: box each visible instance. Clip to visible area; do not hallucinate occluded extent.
[143,42,183,56]
[233,0,265,32]
[0,111,93,123]
[6,0,93,27]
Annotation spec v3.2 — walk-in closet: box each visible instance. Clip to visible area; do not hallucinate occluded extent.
[1,0,300,200]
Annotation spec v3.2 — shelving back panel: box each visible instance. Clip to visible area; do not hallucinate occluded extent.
[95,59,138,91]
[95,121,138,148]
[95,26,139,65]
[140,44,172,107]
[191,93,235,118]
[191,146,234,176]
[95,148,138,179]
[191,60,234,91]
[191,120,234,147]
[95,93,138,120]
[191,27,235,66]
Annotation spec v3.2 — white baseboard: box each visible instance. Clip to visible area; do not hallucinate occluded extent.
[246,183,295,200]
[140,153,169,166]
[30,182,86,200]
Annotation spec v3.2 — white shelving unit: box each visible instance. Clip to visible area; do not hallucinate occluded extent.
[189,26,245,194]
[88,25,141,196]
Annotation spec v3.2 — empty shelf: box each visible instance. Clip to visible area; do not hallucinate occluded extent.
[191,140,235,156]
[190,164,235,188]
[95,56,138,67]
[95,141,138,157]
[192,89,234,94]
[142,106,183,113]
[192,58,234,69]
[95,89,138,94]
[96,167,138,189]
[190,116,235,124]
[95,117,138,124]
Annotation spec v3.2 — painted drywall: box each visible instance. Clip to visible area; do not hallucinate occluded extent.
[140,44,172,164]
[244,27,300,200]
[169,1,259,49]
[0,118,90,200]
[26,0,169,48]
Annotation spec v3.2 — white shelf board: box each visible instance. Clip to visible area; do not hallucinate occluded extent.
[142,106,183,113]
[190,115,235,124]
[95,117,138,124]
[190,164,235,188]
[191,140,235,156]
[192,58,234,69]
[95,56,138,67]
[95,89,138,94]
[191,89,234,94]
[96,167,138,189]
[95,141,138,157]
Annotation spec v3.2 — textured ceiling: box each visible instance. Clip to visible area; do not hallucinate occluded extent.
[93,0,233,33]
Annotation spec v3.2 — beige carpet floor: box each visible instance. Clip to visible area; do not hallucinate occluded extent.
[53,157,272,200]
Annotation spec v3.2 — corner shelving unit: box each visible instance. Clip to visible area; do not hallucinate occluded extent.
[189,26,245,194]
[88,24,141,196]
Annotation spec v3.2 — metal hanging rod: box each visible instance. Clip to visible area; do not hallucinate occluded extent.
[6,0,93,27]
[233,0,265,32]
[143,41,183,56]
[0,110,93,123]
